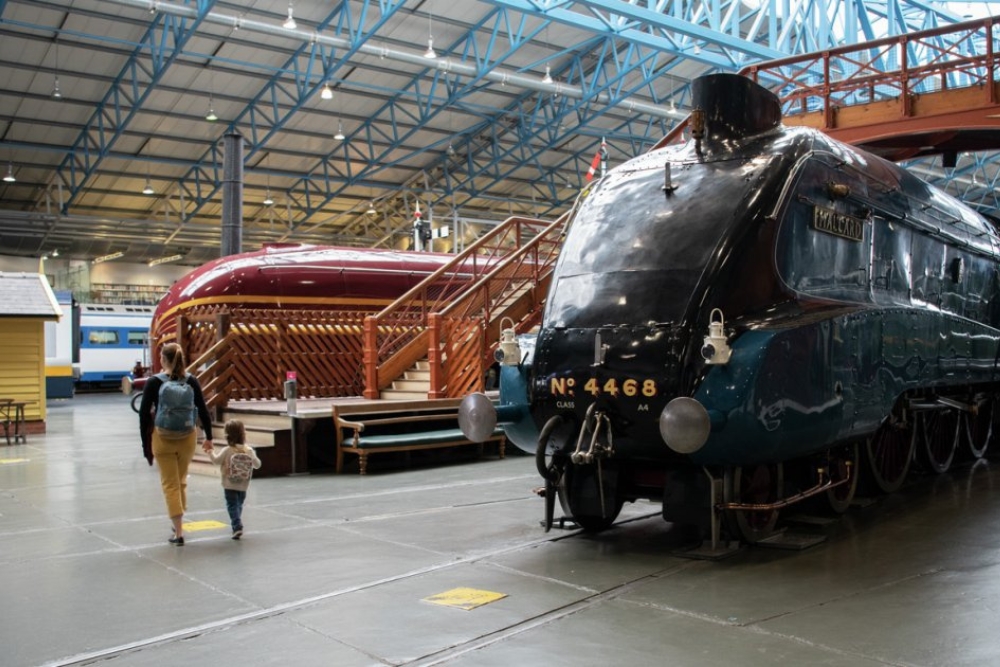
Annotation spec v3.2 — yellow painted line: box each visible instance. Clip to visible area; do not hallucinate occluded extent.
[182,520,228,532]
[423,587,507,610]
[0,458,29,464]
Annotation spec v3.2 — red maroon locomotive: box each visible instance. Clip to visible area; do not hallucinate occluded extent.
[127,243,458,405]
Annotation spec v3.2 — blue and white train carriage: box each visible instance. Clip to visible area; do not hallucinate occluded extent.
[77,304,153,386]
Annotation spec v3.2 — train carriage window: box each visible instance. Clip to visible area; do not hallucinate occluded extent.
[87,329,119,345]
[127,330,149,346]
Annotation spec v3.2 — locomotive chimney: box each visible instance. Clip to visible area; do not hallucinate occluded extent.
[691,73,781,145]
[221,132,244,258]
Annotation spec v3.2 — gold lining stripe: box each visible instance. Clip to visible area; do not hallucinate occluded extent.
[153,294,395,329]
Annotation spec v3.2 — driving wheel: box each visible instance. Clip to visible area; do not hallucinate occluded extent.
[725,462,783,543]
[865,415,916,493]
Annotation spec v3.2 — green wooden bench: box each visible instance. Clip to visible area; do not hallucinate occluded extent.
[333,400,505,475]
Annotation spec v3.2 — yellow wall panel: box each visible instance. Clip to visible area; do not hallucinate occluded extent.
[0,319,47,421]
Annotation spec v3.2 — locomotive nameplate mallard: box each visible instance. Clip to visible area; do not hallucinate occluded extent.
[812,204,864,241]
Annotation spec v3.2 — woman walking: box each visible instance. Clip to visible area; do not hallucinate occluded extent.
[138,342,213,545]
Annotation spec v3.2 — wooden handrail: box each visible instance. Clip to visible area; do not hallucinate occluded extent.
[739,15,998,129]
[362,215,556,398]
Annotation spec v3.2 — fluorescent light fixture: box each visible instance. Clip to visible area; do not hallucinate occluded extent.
[92,251,125,264]
[321,83,333,100]
[263,190,274,206]
[283,3,296,30]
[148,253,184,267]
[334,120,345,141]
[3,163,14,183]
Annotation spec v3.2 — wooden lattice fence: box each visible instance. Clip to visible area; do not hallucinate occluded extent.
[176,306,370,407]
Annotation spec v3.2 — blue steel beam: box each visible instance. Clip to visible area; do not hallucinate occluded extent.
[909,152,1000,213]
[416,0,996,226]
[282,19,692,232]
[55,0,216,210]
[166,0,410,221]
[276,7,550,225]
[298,0,979,233]
[38,0,996,232]
[332,49,692,242]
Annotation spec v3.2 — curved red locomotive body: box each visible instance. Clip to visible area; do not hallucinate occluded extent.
[143,244,458,402]
[460,73,1000,551]
[151,243,455,359]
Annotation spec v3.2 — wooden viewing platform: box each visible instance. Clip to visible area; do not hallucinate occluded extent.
[190,394,503,478]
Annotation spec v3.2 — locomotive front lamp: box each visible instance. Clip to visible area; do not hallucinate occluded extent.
[701,308,732,365]
[495,317,521,365]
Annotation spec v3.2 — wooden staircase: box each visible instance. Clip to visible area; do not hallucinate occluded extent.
[379,360,433,401]
[363,214,566,400]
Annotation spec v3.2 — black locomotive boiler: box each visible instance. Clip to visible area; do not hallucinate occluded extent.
[459,73,1000,549]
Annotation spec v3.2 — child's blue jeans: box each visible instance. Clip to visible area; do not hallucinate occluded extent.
[224,489,246,531]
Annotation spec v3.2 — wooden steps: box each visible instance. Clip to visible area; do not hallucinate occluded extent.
[379,359,432,401]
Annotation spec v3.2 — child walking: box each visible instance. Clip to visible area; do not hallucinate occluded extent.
[205,420,261,539]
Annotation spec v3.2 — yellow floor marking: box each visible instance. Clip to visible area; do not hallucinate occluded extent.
[183,520,228,532]
[0,458,29,464]
[423,587,507,610]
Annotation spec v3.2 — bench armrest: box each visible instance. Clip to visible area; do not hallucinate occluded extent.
[336,417,366,432]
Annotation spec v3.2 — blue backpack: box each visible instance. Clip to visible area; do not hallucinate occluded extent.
[154,372,196,438]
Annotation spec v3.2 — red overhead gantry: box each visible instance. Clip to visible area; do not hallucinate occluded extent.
[743,15,1000,163]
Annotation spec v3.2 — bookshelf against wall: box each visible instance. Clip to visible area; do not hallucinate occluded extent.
[89,283,170,305]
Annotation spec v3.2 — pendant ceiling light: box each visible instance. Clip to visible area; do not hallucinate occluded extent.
[424,11,437,59]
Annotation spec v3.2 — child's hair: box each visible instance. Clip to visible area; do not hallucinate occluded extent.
[224,419,246,446]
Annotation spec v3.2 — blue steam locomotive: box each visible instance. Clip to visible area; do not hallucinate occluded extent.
[460,73,1000,550]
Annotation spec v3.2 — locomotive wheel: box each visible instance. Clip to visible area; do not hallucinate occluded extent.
[917,408,960,474]
[865,416,915,493]
[724,463,783,544]
[824,442,860,514]
[962,395,994,459]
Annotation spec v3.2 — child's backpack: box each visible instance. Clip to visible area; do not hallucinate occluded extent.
[227,450,255,485]
[153,372,196,438]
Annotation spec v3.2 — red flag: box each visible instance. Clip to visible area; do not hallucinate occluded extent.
[585,150,601,181]
[585,138,608,182]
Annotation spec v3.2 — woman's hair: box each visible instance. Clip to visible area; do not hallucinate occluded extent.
[160,342,186,381]
[224,420,246,446]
